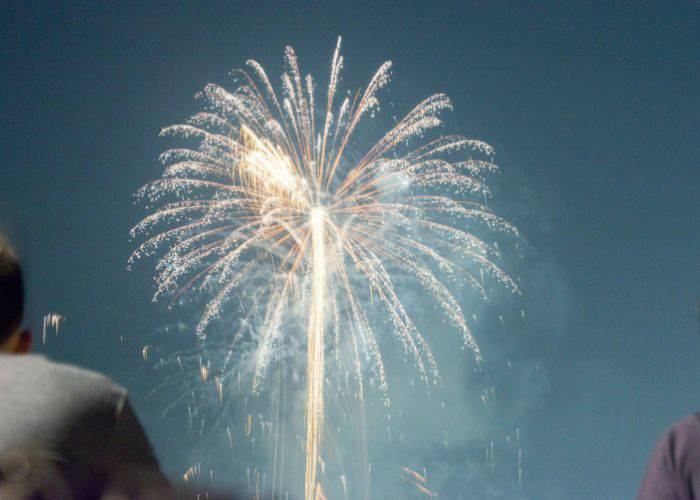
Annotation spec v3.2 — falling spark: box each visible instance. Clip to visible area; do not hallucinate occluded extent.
[340,474,347,498]
[402,467,435,497]
[215,375,224,406]
[41,313,63,344]
[246,414,253,439]
[402,466,427,484]
[183,464,200,482]
[199,357,210,382]
[227,426,234,450]
[415,484,437,497]
[131,37,517,499]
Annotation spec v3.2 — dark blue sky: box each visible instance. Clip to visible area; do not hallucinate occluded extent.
[1,2,698,498]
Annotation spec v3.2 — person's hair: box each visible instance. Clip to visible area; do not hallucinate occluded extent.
[0,236,23,342]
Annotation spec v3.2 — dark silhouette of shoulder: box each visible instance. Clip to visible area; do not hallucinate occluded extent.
[637,413,700,500]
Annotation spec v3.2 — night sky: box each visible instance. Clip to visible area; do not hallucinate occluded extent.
[1,2,699,499]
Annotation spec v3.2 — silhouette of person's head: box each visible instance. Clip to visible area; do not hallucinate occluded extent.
[0,235,30,353]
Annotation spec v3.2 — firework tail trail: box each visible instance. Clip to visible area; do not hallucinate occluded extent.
[306,207,327,499]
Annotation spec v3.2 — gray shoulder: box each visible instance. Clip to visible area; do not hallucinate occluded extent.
[0,354,127,405]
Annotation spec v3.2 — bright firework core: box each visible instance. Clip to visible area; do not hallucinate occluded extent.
[132,37,518,499]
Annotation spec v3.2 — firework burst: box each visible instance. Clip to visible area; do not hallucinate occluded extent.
[131,37,518,499]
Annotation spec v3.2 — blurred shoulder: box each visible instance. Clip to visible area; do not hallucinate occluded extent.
[0,353,126,401]
[670,413,700,436]
[637,415,700,499]
[655,413,700,472]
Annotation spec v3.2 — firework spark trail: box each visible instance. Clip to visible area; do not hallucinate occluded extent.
[131,37,517,499]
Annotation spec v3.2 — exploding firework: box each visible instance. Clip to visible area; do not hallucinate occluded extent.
[131,38,517,499]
